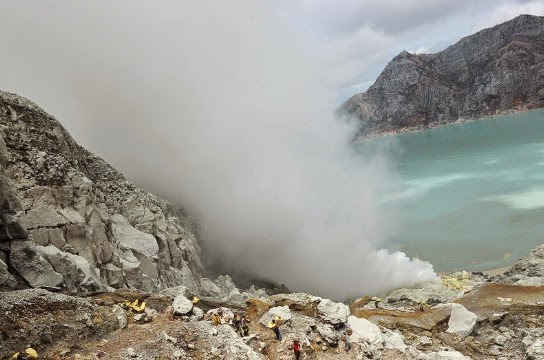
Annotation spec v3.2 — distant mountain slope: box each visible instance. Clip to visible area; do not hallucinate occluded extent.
[340,14,544,135]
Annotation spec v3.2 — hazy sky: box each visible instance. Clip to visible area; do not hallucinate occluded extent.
[0,1,542,297]
[270,0,544,97]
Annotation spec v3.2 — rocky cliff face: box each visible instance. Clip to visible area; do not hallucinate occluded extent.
[0,90,204,293]
[341,15,544,135]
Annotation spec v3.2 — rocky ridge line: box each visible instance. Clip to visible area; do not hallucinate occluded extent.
[0,89,206,293]
[340,14,544,136]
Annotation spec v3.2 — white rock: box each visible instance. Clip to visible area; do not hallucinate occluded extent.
[317,298,350,324]
[423,350,472,360]
[111,214,158,259]
[434,303,477,339]
[317,324,338,345]
[347,315,383,345]
[383,329,406,350]
[172,295,193,315]
[258,306,292,326]
[191,306,204,321]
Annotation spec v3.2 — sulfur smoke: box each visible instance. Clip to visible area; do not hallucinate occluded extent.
[0,1,436,299]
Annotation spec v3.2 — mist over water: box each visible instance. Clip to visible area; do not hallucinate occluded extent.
[367,110,544,273]
[0,1,436,299]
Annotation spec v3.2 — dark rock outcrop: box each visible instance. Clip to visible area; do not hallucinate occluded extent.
[0,90,204,293]
[341,15,544,135]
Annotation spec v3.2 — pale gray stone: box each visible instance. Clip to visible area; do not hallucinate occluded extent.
[10,240,64,288]
[111,304,128,329]
[435,303,478,339]
[347,315,383,345]
[172,294,193,315]
[103,263,124,288]
[258,306,292,326]
[36,245,103,292]
[111,214,158,259]
[317,298,350,325]
[383,329,406,350]
[199,278,223,298]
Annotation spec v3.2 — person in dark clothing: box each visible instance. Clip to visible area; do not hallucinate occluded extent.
[233,313,243,336]
[241,315,250,336]
[292,339,301,360]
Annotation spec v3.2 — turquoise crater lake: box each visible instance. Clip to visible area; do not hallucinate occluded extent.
[359,109,544,272]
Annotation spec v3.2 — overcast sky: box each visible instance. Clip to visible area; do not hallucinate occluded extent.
[270,0,544,98]
[0,1,543,296]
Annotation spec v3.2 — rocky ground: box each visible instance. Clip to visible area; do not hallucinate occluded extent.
[3,243,544,360]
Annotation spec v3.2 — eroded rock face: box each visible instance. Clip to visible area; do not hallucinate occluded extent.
[341,15,544,135]
[0,90,203,293]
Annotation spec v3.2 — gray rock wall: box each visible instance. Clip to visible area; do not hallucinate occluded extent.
[341,15,544,135]
[0,90,203,293]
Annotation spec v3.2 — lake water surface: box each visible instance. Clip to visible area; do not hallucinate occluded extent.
[360,109,544,272]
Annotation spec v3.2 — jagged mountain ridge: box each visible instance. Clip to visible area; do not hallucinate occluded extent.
[341,14,544,135]
[0,90,204,293]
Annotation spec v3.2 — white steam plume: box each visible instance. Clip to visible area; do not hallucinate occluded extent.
[0,1,436,299]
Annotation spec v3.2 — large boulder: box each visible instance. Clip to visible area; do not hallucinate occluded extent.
[435,303,478,339]
[172,295,193,315]
[199,278,223,298]
[383,329,406,350]
[10,240,64,288]
[317,298,350,325]
[258,306,292,326]
[347,315,383,345]
[36,245,103,292]
[316,323,338,345]
[270,292,320,310]
[111,214,158,259]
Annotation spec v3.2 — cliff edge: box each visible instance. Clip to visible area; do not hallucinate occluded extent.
[0,90,204,293]
[341,15,544,135]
